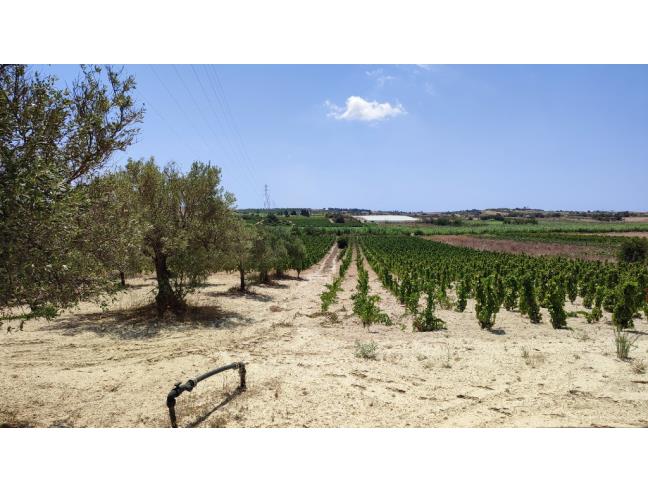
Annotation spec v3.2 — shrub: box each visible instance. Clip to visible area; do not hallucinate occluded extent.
[593,285,606,309]
[338,246,353,277]
[494,275,506,306]
[404,289,421,314]
[413,290,446,332]
[566,270,578,303]
[602,288,617,313]
[352,256,391,328]
[353,293,391,327]
[320,278,342,312]
[398,274,415,306]
[546,278,568,329]
[503,276,519,311]
[519,275,542,323]
[586,305,603,324]
[582,288,594,309]
[617,238,648,263]
[436,286,453,310]
[475,275,500,330]
[612,279,640,330]
[354,340,378,360]
[455,280,468,312]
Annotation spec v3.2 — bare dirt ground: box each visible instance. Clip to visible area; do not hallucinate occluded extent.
[2,245,647,428]
[623,216,648,223]
[425,235,613,262]
[581,231,648,238]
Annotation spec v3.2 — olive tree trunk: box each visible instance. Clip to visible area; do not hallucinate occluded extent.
[238,262,246,292]
[154,254,184,315]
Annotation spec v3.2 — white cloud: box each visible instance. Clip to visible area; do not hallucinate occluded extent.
[325,96,406,122]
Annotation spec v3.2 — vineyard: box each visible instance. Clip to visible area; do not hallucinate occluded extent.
[302,235,336,269]
[360,235,648,345]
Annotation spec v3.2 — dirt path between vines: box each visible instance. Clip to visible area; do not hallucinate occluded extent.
[1,244,647,428]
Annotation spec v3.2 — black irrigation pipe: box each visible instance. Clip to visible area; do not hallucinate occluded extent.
[166,362,246,428]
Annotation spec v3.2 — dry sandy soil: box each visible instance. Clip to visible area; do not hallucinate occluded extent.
[623,217,648,223]
[425,235,613,262]
[2,245,647,428]
[584,231,648,238]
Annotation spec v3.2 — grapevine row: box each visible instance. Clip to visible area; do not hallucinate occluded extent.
[320,244,353,312]
[360,235,648,330]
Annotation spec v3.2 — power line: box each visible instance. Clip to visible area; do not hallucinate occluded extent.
[200,66,261,190]
[134,88,197,158]
[205,66,261,186]
[172,64,258,192]
[201,65,261,191]
[146,65,245,192]
[188,65,258,190]
[148,65,214,155]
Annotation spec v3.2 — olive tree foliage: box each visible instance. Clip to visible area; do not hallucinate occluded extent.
[287,235,307,278]
[118,158,237,315]
[0,64,144,317]
[250,227,277,284]
[223,220,256,292]
[618,238,648,264]
[247,226,309,283]
[80,172,148,287]
[220,221,307,291]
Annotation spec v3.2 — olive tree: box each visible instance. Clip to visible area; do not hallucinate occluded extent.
[81,172,147,288]
[287,235,307,278]
[618,238,648,263]
[251,226,277,283]
[119,158,237,315]
[268,228,291,277]
[0,64,143,316]
[224,220,256,292]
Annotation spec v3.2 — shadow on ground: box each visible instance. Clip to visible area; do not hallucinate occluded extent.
[275,274,308,282]
[43,303,254,340]
[207,288,273,302]
[488,328,507,335]
[185,387,245,428]
[256,281,290,290]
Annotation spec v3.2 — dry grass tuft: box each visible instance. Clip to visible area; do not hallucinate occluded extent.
[521,347,545,368]
[631,359,646,375]
[355,340,378,360]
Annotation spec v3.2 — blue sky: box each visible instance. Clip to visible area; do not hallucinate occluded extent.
[35,65,648,211]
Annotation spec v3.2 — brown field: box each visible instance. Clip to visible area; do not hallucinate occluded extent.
[623,216,648,223]
[424,235,613,262]
[1,245,647,428]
